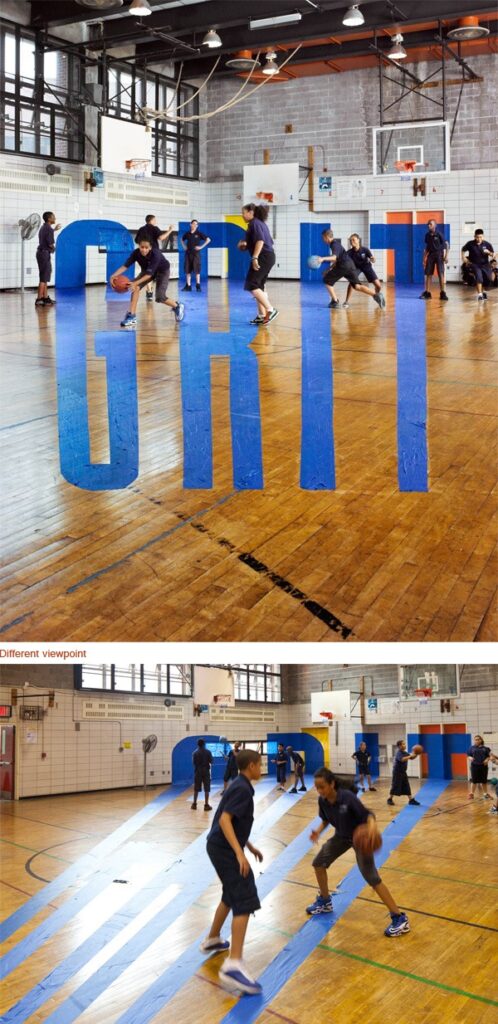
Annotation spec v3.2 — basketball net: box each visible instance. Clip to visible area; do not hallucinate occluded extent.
[319,711,334,723]
[125,158,151,180]
[415,688,432,706]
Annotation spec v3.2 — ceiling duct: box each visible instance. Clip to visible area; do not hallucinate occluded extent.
[225,50,261,72]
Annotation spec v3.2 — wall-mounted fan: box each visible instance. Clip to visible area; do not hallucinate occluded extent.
[18,213,41,292]
[142,733,158,790]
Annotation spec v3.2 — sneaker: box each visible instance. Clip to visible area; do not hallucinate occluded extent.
[196,284,201,292]
[250,314,265,324]
[360,787,366,792]
[482,292,488,300]
[490,806,498,814]
[182,284,191,291]
[477,294,484,301]
[174,302,185,323]
[387,798,394,806]
[342,302,350,308]
[204,803,212,811]
[146,291,154,302]
[200,936,230,953]
[369,787,377,792]
[306,893,333,915]
[467,793,474,800]
[419,291,431,299]
[43,296,56,305]
[298,786,307,792]
[483,793,491,800]
[35,298,45,306]
[289,788,298,794]
[261,308,279,325]
[440,291,448,300]
[120,312,137,328]
[277,785,285,791]
[191,802,197,810]
[328,300,340,308]
[373,291,386,308]
[384,912,410,937]
[219,960,262,996]
[408,798,420,806]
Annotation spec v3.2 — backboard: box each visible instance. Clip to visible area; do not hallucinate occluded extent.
[398,665,460,700]
[373,121,450,176]
[243,162,299,205]
[100,115,152,176]
[310,690,351,723]
[194,666,235,707]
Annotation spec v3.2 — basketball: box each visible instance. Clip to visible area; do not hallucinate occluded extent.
[112,274,130,293]
[352,823,382,856]
[412,744,424,755]
[307,255,322,269]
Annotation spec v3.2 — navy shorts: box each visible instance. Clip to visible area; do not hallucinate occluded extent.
[244,249,275,292]
[194,767,211,793]
[276,765,286,783]
[471,263,493,286]
[184,251,201,275]
[358,263,378,284]
[207,842,261,916]
[36,249,52,283]
[426,253,446,276]
[312,834,381,887]
[470,764,488,784]
[323,258,359,287]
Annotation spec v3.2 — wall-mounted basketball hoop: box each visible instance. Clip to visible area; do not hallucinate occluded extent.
[125,158,151,180]
[415,688,432,705]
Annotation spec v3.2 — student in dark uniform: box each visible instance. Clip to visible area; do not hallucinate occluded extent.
[201,749,263,996]
[306,768,409,936]
[110,238,184,328]
[319,229,385,309]
[344,233,383,307]
[35,211,61,307]
[286,745,307,793]
[238,203,278,325]
[272,743,288,790]
[467,734,492,801]
[420,218,449,300]
[387,740,420,807]
[191,737,213,810]
[135,215,174,301]
[222,740,242,793]
[352,741,377,792]
[461,229,495,300]
[181,219,211,291]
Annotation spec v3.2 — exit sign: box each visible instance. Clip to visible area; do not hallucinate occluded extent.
[0,705,12,718]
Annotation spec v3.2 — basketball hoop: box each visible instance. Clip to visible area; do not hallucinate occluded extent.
[319,711,334,722]
[415,688,432,705]
[125,158,151,180]
[394,159,417,180]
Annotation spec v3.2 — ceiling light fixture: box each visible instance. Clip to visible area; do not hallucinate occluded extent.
[129,0,152,15]
[447,17,489,41]
[342,5,364,27]
[387,33,407,60]
[262,50,279,75]
[250,13,302,31]
[225,50,261,71]
[202,28,222,48]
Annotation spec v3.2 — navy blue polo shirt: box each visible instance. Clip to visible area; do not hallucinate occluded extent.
[38,223,55,251]
[192,746,213,770]
[354,748,370,770]
[328,239,349,263]
[348,246,373,268]
[207,774,255,849]
[318,788,370,842]
[462,240,494,265]
[289,751,304,767]
[393,749,409,776]
[124,247,169,278]
[246,218,274,256]
[425,230,447,253]
[467,744,490,765]
[182,229,208,253]
[135,223,162,248]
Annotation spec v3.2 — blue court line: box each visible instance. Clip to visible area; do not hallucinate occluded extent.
[0,785,188,943]
[395,286,428,492]
[300,284,335,490]
[0,843,142,978]
[66,491,236,593]
[31,783,303,1024]
[221,779,449,1024]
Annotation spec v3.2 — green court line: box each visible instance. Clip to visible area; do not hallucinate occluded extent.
[381,863,498,890]
[0,837,72,864]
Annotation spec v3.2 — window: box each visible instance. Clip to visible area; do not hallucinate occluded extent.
[0,20,84,163]
[198,665,281,703]
[75,664,192,695]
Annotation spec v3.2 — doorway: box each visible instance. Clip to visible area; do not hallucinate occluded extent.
[0,725,15,799]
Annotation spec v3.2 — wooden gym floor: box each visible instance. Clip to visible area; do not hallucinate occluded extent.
[0,279,496,642]
[1,780,497,1023]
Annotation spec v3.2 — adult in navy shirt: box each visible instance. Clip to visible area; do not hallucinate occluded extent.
[181,218,211,292]
[35,211,61,307]
[352,741,377,792]
[306,768,409,936]
[467,734,492,800]
[319,228,385,309]
[191,737,213,810]
[344,233,383,307]
[110,237,184,328]
[462,229,495,299]
[238,203,278,326]
[286,745,307,793]
[203,749,263,996]
[222,740,242,793]
[135,215,174,301]
[272,743,288,790]
[387,740,420,806]
[421,218,449,300]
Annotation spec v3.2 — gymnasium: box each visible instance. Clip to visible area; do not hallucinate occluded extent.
[0,661,497,1021]
[0,1,497,643]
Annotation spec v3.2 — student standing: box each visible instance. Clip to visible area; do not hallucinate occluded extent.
[306,769,410,936]
[319,229,385,309]
[352,741,377,792]
[201,749,263,995]
[222,740,242,793]
[420,218,449,300]
[135,215,174,301]
[238,203,278,325]
[286,745,307,793]
[110,236,184,328]
[387,740,420,807]
[467,734,492,800]
[191,737,213,811]
[461,229,495,300]
[272,743,288,791]
[181,218,211,291]
[344,234,383,307]
[35,211,61,307]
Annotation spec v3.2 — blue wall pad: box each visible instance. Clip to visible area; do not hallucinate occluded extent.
[56,294,139,490]
[179,221,247,280]
[394,286,428,492]
[369,223,450,285]
[18,782,291,1024]
[172,735,241,785]
[300,283,335,490]
[354,732,380,780]
[266,733,325,777]
[220,779,449,1024]
[0,785,187,944]
[55,220,134,289]
[300,223,330,281]
[179,289,263,489]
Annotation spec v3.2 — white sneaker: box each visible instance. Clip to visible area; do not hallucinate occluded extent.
[219,959,262,996]
[200,935,230,953]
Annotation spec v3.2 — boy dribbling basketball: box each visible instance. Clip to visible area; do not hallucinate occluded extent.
[110,237,184,328]
[319,229,385,309]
